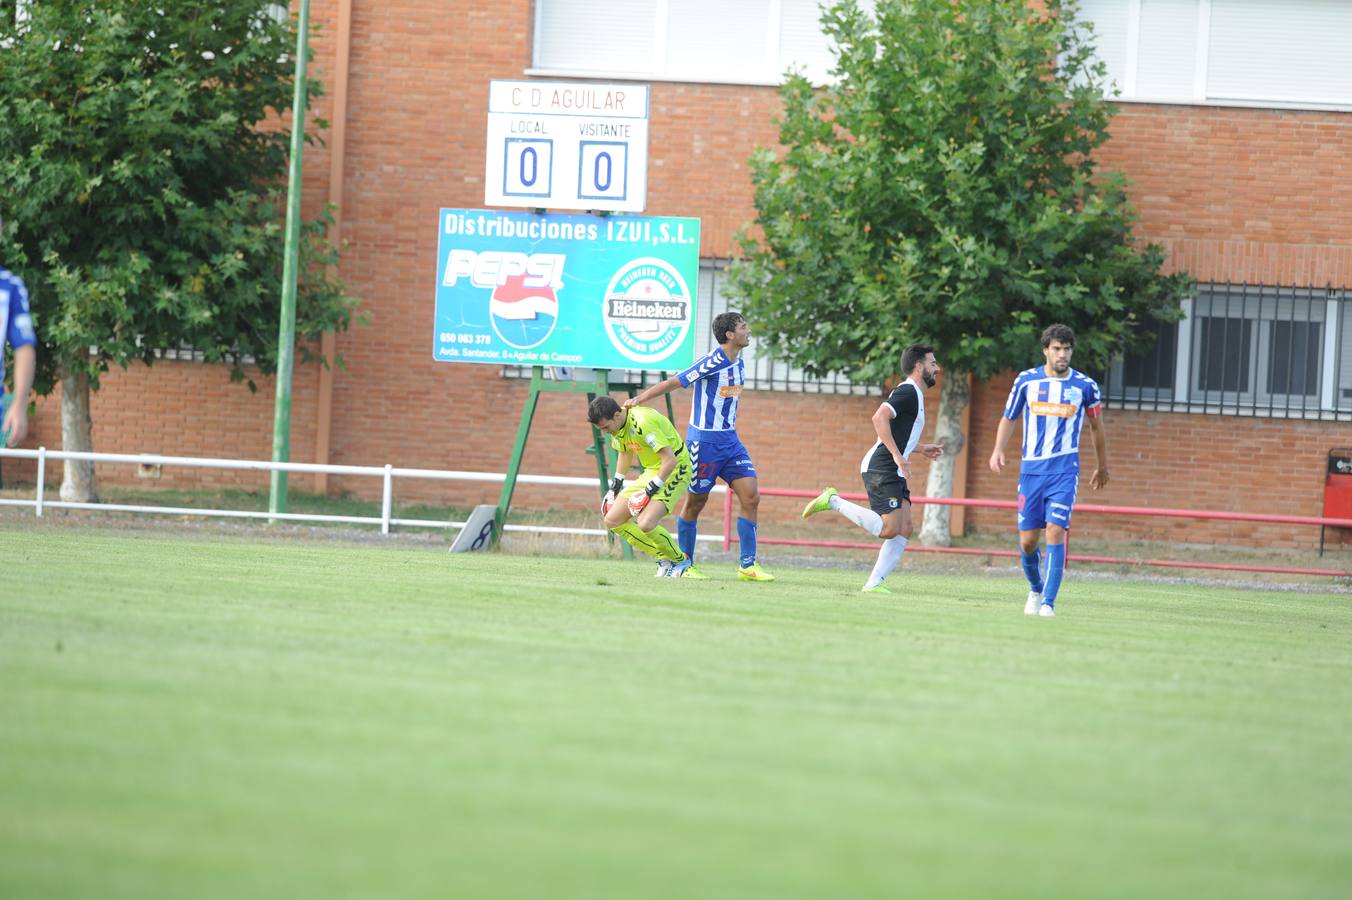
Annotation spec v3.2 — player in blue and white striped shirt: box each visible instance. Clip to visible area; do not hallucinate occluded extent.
[623,312,774,581]
[989,324,1109,617]
[0,266,38,447]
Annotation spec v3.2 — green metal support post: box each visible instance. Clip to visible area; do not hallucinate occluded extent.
[494,366,616,548]
[269,0,310,517]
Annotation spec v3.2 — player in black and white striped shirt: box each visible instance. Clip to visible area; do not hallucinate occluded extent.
[801,344,944,593]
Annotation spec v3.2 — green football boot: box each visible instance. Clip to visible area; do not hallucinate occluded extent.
[801,487,838,519]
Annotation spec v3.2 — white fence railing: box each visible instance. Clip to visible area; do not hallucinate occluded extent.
[0,447,726,541]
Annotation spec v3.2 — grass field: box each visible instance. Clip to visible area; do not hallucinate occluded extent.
[2,527,1350,899]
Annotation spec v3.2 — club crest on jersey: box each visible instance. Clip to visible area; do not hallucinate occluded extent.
[601,257,693,364]
[1063,386,1082,405]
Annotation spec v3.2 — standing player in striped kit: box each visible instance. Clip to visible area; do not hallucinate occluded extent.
[801,344,944,593]
[623,312,775,581]
[989,324,1109,617]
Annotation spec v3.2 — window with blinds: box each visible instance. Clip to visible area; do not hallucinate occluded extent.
[1072,0,1352,109]
[1104,285,1352,419]
[531,0,870,86]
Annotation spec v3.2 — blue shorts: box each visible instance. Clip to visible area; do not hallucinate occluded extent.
[1018,472,1079,531]
[686,429,757,495]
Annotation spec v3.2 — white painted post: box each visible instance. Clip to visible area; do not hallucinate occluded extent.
[381,464,393,535]
[35,446,46,518]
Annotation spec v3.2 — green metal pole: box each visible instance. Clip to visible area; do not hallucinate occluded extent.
[590,368,631,559]
[589,369,612,489]
[269,0,311,517]
[493,366,545,547]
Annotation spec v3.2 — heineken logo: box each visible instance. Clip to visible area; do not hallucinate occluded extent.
[601,258,693,364]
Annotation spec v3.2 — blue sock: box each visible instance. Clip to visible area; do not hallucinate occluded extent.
[737,516,758,568]
[1043,543,1066,607]
[678,517,698,562]
[1021,549,1044,593]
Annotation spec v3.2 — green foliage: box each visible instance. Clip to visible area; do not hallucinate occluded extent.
[729,0,1192,382]
[0,1,358,394]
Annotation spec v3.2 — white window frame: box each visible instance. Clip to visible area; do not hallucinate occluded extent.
[529,0,849,88]
[1077,0,1352,113]
[1109,286,1351,420]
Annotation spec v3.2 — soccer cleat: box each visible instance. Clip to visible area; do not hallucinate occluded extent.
[802,487,838,519]
[737,563,776,582]
[655,560,674,578]
[1025,590,1043,615]
[860,583,892,594]
[1038,603,1056,617]
[670,556,703,578]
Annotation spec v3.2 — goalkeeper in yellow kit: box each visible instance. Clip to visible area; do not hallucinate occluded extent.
[586,396,703,578]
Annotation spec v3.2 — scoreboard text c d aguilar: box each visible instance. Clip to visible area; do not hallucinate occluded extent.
[484,80,650,213]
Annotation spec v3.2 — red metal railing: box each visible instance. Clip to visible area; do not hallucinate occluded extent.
[722,487,1352,578]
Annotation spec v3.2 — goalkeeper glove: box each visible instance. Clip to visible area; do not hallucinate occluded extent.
[601,477,624,515]
[627,478,663,517]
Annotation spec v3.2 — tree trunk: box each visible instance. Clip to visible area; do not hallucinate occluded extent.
[59,364,98,503]
[919,370,970,547]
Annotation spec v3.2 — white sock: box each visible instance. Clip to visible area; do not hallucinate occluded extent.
[829,495,883,537]
[863,536,908,588]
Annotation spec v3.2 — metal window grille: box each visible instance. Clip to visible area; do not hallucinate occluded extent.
[1100,284,1351,421]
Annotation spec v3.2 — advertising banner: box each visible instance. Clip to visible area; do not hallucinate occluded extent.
[433,208,700,371]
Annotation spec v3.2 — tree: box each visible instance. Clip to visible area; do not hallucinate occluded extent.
[0,1,358,501]
[728,0,1191,544]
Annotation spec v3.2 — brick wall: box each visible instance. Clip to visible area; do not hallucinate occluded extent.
[16,1,1350,552]
[1097,103,1352,284]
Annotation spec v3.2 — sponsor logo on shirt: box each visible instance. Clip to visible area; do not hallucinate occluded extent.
[1029,401,1076,418]
[717,385,743,398]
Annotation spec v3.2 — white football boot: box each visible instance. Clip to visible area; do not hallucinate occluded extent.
[1038,603,1056,617]
[1024,590,1043,615]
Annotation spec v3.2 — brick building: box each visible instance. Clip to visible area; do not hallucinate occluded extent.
[18,0,1352,550]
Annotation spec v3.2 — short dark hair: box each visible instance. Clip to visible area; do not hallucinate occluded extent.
[1041,324,1076,348]
[712,312,745,345]
[587,396,621,425]
[901,343,935,374]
